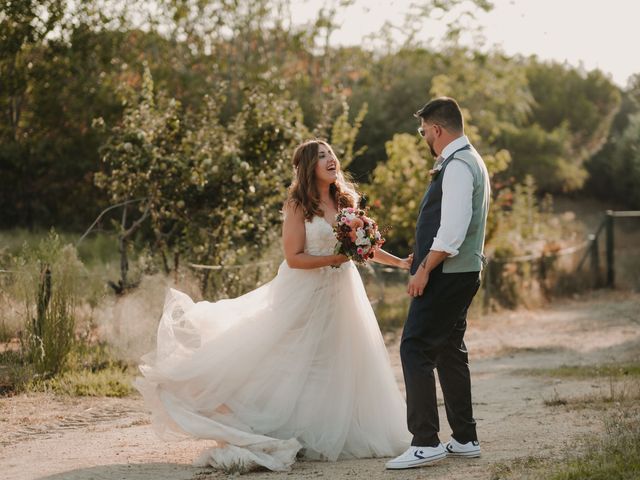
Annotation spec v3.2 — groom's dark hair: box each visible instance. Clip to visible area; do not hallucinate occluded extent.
[415,97,464,133]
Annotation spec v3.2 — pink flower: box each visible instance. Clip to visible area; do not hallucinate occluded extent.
[357,247,363,255]
[341,216,347,223]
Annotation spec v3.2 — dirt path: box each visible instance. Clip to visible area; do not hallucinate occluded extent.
[1,290,639,480]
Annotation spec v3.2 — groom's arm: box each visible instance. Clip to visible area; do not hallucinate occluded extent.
[431,160,474,257]
[407,250,450,297]
[418,250,450,274]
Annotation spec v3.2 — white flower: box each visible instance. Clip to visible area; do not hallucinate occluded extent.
[355,229,371,246]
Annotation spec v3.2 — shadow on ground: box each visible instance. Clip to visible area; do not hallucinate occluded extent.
[38,463,207,480]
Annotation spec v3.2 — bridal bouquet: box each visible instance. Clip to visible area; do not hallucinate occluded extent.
[333,207,385,264]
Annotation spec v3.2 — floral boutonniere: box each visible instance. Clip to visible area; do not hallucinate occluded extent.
[429,162,444,180]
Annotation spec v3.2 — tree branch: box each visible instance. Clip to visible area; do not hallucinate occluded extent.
[76,197,147,245]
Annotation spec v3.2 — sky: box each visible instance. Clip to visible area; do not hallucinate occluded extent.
[289,0,638,88]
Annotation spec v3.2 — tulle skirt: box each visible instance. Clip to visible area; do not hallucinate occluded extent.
[134,260,410,472]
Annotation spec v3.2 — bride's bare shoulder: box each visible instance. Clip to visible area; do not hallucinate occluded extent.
[282,200,305,222]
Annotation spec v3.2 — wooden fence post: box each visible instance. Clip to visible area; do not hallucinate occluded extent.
[605,210,615,288]
[482,261,491,314]
[588,233,600,287]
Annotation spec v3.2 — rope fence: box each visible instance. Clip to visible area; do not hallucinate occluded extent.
[188,260,278,271]
[0,240,593,277]
[3,211,638,306]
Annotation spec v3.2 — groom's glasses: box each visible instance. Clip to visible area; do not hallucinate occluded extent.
[417,124,437,137]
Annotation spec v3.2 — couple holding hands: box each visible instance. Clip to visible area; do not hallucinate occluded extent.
[135,96,490,473]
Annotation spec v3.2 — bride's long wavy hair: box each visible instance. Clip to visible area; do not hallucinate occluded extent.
[285,139,358,220]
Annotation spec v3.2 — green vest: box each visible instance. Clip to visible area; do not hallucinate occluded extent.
[442,147,490,273]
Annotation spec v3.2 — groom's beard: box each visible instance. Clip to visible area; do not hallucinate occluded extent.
[427,139,437,158]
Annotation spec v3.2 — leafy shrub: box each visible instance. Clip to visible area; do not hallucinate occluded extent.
[14,231,85,377]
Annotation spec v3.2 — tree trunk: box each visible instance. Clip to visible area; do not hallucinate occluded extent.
[118,204,129,291]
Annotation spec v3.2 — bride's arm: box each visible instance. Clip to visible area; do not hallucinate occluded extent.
[282,202,348,269]
[371,248,412,270]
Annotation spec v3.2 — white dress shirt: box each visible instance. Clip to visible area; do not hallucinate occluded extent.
[430,135,473,257]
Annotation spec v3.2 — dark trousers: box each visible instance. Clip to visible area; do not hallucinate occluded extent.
[400,265,481,447]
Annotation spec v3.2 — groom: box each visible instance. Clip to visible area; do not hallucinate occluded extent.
[386,97,490,469]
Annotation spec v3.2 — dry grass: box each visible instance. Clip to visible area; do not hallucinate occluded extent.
[521,362,640,409]
[0,343,136,398]
[490,406,640,479]
[520,363,640,379]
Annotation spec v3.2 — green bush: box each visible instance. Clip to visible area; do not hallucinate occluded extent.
[484,177,584,308]
[364,133,433,253]
[95,67,309,293]
[14,231,85,377]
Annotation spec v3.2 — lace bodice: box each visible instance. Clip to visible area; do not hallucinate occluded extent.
[304,216,338,256]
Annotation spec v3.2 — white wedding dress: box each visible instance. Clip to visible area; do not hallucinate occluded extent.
[134,215,410,472]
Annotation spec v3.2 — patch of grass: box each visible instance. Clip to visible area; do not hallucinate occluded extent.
[0,349,33,395]
[362,272,411,332]
[549,409,640,480]
[533,363,640,410]
[543,380,640,410]
[521,363,640,379]
[0,320,15,343]
[0,229,119,267]
[0,342,136,397]
[543,388,568,407]
[490,456,548,480]
[26,365,135,397]
[491,408,640,480]
[497,346,567,358]
[374,298,410,332]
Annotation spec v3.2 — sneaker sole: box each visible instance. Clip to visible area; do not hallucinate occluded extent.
[385,452,447,469]
[446,451,481,458]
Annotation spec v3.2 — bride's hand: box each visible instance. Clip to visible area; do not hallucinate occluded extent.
[399,253,413,270]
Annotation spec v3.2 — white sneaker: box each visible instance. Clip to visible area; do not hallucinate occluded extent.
[444,437,481,458]
[385,444,446,469]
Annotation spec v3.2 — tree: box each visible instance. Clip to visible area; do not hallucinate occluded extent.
[0,0,66,227]
[95,67,308,294]
[586,74,640,206]
[515,59,621,193]
[587,112,640,209]
[363,134,431,252]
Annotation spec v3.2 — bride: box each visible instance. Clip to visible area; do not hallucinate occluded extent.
[135,139,412,472]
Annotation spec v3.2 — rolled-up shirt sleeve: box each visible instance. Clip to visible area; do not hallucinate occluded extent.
[430,160,474,257]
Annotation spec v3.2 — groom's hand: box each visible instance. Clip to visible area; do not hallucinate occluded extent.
[407,266,429,298]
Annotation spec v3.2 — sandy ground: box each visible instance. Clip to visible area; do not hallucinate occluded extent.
[1,289,639,480]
